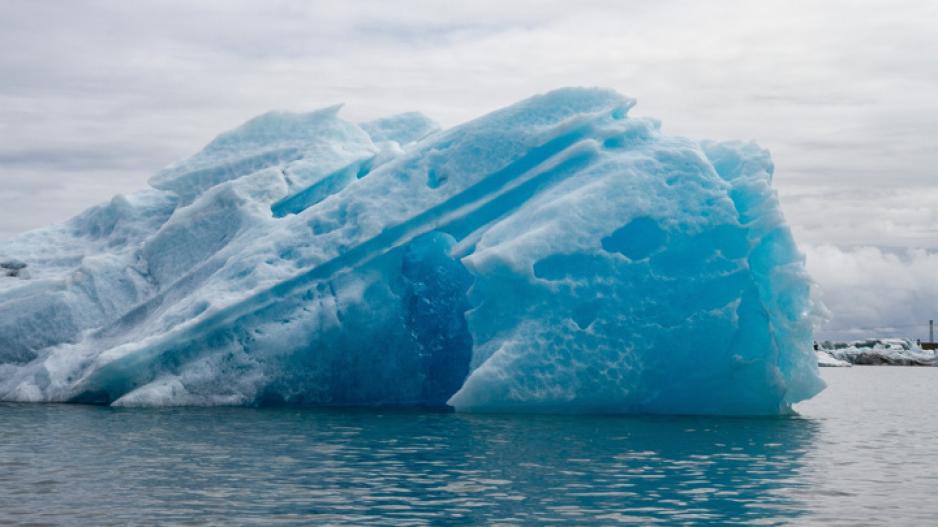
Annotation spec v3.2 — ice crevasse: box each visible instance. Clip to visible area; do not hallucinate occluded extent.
[0,88,824,414]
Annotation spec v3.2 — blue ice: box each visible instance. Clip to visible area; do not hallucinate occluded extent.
[0,88,823,413]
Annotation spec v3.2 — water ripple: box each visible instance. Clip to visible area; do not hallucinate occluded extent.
[1,367,936,525]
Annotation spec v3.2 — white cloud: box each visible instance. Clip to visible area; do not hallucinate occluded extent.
[805,244,938,341]
[780,186,938,250]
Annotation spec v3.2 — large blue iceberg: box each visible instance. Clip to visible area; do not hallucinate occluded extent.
[0,88,823,413]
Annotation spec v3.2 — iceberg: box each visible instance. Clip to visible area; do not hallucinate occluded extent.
[816,350,851,368]
[818,339,936,366]
[0,88,823,413]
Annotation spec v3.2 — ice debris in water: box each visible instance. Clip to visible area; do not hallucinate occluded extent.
[0,88,824,414]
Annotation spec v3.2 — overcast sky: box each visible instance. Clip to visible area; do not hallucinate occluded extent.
[0,0,936,339]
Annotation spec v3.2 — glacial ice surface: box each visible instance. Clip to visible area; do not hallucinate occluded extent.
[0,88,823,413]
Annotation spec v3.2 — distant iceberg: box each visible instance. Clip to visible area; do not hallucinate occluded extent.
[816,351,851,368]
[818,339,935,366]
[0,88,823,413]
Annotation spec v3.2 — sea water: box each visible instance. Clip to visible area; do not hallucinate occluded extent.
[1,367,935,525]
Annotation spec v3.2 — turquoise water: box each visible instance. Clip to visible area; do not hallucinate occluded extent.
[1,367,936,525]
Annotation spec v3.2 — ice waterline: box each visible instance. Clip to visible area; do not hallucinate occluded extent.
[0,88,824,414]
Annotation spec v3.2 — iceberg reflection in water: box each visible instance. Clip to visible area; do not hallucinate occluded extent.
[6,359,937,525]
[0,403,815,525]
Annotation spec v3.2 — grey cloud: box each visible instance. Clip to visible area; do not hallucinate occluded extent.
[747,94,876,107]
[0,146,170,172]
[806,245,938,341]
[1,0,937,336]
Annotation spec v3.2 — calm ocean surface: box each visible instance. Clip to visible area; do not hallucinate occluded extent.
[2,367,937,526]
